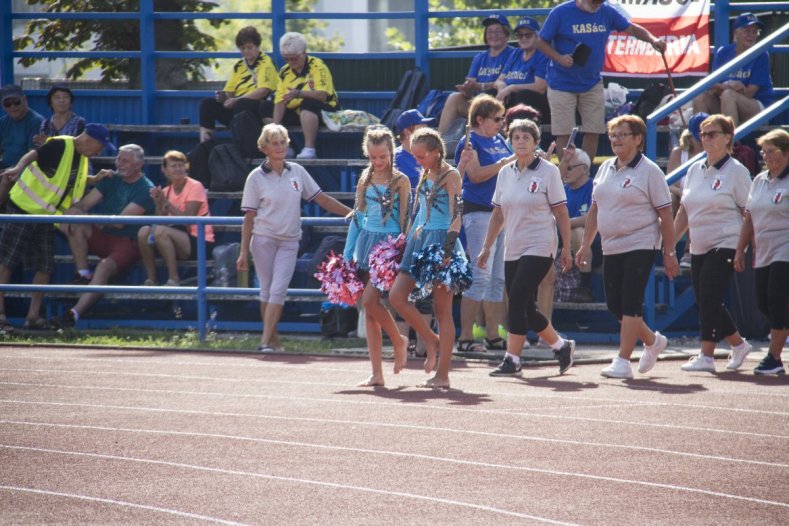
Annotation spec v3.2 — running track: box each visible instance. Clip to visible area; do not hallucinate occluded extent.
[1,345,787,525]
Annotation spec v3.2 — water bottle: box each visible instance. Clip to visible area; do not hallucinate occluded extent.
[669,123,681,150]
[147,225,156,246]
[217,266,229,287]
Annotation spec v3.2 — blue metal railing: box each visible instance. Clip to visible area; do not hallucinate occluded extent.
[0,214,344,341]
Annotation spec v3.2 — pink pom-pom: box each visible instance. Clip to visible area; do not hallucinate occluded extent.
[368,234,406,292]
[314,251,364,305]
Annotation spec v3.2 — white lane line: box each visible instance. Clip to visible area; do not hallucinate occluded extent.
[0,445,580,525]
[2,380,788,441]
[1,399,786,469]
[3,368,788,416]
[0,484,250,525]
[3,353,788,398]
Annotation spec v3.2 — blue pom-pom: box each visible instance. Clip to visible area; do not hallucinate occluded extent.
[408,243,472,301]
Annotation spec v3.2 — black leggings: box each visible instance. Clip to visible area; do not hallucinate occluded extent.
[505,255,553,335]
[755,261,789,330]
[603,250,657,320]
[199,97,266,129]
[691,248,738,341]
[259,98,337,124]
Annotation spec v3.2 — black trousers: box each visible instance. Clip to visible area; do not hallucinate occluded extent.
[259,97,338,124]
[603,249,657,320]
[504,255,553,335]
[755,261,789,330]
[690,248,738,341]
[199,97,266,129]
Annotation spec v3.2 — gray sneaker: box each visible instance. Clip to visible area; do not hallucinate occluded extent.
[489,355,522,377]
[555,340,576,374]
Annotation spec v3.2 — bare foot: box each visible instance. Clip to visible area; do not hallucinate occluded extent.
[416,376,450,389]
[423,340,439,373]
[393,334,409,374]
[357,375,385,387]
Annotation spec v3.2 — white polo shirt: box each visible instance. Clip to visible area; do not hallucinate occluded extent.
[240,161,321,241]
[745,167,789,267]
[492,156,567,261]
[682,154,751,255]
[592,152,672,255]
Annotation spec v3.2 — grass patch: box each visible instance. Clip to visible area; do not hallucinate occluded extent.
[0,328,367,354]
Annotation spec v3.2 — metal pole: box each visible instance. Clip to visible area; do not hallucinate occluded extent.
[139,0,155,123]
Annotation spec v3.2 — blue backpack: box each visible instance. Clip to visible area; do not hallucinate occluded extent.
[417,89,449,120]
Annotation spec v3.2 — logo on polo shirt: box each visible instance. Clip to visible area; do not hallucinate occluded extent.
[290,177,301,192]
[774,189,784,204]
[621,178,632,188]
[528,177,542,193]
[711,179,722,191]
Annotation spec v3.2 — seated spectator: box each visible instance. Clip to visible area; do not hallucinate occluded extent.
[0,124,112,333]
[555,145,600,303]
[494,16,550,123]
[47,144,155,329]
[261,32,340,159]
[33,85,86,147]
[0,85,44,207]
[437,14,517,135]
[537,0,665,161]
[199,26,278,143]
[137,150,215,287]
[693,13,773,126]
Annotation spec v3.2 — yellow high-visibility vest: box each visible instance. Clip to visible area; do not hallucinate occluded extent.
[10,136,88,215]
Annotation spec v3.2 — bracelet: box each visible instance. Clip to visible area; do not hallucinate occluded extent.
[663,250,675,257]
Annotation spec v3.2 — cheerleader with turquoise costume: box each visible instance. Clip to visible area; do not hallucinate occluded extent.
[343,127,411,386]
[390,127,467,389]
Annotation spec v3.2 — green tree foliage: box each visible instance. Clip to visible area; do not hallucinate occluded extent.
[386,0,557,51]
[14,0,226,88]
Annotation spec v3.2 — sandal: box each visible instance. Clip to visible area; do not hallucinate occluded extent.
[485,337,508,351]
[456,339,486,353]
[24,318,49,330]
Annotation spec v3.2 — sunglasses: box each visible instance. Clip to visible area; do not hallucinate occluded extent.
[699,130,726,139]
[2,99,22,108]
[490,116,505,123]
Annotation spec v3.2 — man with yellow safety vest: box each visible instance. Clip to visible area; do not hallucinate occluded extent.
[0,123,113,334]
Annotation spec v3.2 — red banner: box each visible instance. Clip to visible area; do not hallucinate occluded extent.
[604,0,710,77]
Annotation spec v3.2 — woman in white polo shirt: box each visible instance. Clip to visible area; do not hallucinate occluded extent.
[237,123,351,353]
[576,115,679,379]
[673,114,752,373]
[477,118,575,377]
[734,129,789,375]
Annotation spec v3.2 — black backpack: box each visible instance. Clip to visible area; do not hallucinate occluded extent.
[208,143,249,192]
[186,138,216,189]
[230,110,263,158]
[632,83,672,122]
[380,68,428,131]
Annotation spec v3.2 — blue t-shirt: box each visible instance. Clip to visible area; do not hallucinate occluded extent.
[565,178,594,218]
[394,145,421,190]
[712,43,774,107]
[0,109,44,168]
[467,46,518,83]
[539,1,631,92]
[455,131,512,209]
[95,174,155,238]
[500,49,549,86]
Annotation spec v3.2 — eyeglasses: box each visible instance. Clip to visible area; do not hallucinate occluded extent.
[516,32,536,39]
[699,130,726,139]
[490,116,505,123]
[486,29,507,36]
[608,132,634,140]
[760,148,781,156]
[282,53,305,63]
[2,99,22,108]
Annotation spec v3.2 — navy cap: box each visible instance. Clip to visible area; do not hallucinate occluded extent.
[688,112,708,142]
[1,84,23,102]
[394,109,436,135]
[84,123,117,154]
[483,13,511,29]
[733,13,765,31]
[515,16,540,33]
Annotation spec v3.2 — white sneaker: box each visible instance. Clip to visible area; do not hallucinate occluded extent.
[638,331,667,374]
[601,357,633,379]
[726,340,752,370]
[296,147,317,159]
[680,354,716,372]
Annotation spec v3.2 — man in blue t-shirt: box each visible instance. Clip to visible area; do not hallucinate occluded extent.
[0,85,44,207]
[537,0,665,161]
[693,13,774,126]
[393,109,435,191]
[49,143,155,329]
